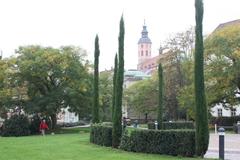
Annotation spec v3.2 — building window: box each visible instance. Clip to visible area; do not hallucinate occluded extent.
[217,108,222,117]
[141,50,143,56]
[231,108,236,116]
[146,50,148,56]
[141,44,143,48]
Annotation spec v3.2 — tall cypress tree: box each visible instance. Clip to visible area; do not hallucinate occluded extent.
[112,53,118,120]
[92,35,100,123]
[157,63,163,129]
[112,16,125,148]
[194,0,209,156]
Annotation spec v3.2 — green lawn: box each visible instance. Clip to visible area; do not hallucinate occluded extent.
[0,130,207,160]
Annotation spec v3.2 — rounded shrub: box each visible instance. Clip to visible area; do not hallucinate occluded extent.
[2,114,30,137]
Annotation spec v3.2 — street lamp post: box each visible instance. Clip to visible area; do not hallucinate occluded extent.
[218,127,225,160]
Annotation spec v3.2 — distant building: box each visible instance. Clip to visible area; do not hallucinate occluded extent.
[122,22,173,121]
[211,105,240,117]
[57,107,79,123]
[124,69,150,88]
[137,22,171,75]
[214,19,240,32]
[122,69,151,118]
[130,20,240,120]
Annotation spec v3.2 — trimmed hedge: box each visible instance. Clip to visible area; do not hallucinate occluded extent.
[148,121,194,130]
[90,124,112,146]
[120,129,195,157]
[210,116,240,126]
[2,114,30,137]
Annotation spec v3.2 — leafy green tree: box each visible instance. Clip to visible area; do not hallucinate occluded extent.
[112,16,125,148]
[204,24,240,107]
[194,0,209,156]
[16,45,91,129]
[0,59,7,115]
[177,58,195,120]
[112,54,118,120]
[124,78,158,121]
[157,28,195,120]
[99,70,113,122]
[0,58,9,119]
[178,24,240,119]
[0,58,27,117]
[157,63,163,129]
[93,35,100,123]
[165,27,195,60]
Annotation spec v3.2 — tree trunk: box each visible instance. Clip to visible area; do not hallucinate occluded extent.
[50,114,57,130]
[145,113,148,123]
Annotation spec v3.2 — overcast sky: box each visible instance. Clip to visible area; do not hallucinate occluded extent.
[0,0,239,70]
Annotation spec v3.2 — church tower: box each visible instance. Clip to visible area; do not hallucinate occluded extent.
[138,21,152,65]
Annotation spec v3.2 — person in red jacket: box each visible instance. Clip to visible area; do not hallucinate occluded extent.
[39,119,49,136]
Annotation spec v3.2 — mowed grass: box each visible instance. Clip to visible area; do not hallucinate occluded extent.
[0,130,206,160]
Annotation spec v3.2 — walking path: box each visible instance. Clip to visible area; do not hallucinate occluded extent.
[62,124,90,129]
[204,133,240,160]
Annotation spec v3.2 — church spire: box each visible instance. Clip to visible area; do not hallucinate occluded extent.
[137,20,152,66]
[138,20,151,44]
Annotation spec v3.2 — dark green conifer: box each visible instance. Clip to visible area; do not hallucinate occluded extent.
[157,63,163,129]
[112,53,118,120]
[194,0,209,156]
[92,35,100,123]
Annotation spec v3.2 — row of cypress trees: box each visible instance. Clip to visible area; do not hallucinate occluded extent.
[112,16,125,148]
[93,0,209,154]
[157,0,209,156]
[92,16,125,148]
[157,0,209,155]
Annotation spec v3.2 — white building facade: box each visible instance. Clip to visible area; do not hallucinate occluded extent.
[211,104,240,117]
[57,107,79,123]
